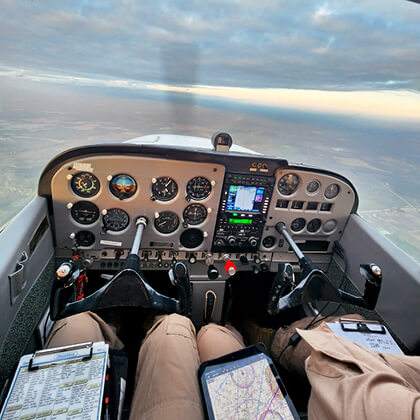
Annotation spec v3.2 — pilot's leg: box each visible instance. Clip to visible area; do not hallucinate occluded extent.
[299,322,420,420]
[196,323,245,362]
[271,313,365,377]
[129,313,204,420]
[45,311,123,349]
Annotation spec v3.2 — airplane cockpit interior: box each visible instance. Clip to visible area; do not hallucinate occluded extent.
[0,133,418,418]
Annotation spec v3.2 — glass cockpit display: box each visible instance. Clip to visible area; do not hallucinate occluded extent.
[226,185,265,213]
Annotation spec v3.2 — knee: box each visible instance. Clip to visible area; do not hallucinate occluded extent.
[197,323,245,362]
[146,313,196,341]
[46,312,101,348]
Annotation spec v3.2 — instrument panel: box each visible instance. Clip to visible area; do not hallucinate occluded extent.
[51,156,225,253]
[46,144,357,272]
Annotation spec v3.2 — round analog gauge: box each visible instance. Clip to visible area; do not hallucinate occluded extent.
[103,208,130,232]
[277,173,299,196]
[262,236,276,248]
[291,217,306,232]
[307,218,322,233]
[71,172,100,198]
[71,201,100,225]
[324,183,340,199]
[151,177,178,201]
[306,180,320,194]
[154,211,179,234]
[186,177,212,200]
[183,204,207,225]
[110,174,137,199]
[75,231,95,247]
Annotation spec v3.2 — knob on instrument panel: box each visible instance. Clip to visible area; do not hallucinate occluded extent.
[227,236,237,246]
[248,237,258,247]
[207,265,219,280]
[215,238,225,247]
[225,260,237,276]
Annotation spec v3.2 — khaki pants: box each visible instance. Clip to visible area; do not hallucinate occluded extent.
[46,312,244,420]
[272,317,420,420]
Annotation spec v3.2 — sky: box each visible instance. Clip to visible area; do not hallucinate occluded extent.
[0,0,420,122]
[0,0,419,261]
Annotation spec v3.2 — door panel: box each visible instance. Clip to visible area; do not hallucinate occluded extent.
[340,214,420,354]
[0,196,54,387]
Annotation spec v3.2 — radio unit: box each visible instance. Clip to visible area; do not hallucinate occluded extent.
[212,173,274,252]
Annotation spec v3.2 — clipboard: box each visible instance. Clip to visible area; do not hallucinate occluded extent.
[0,341,109,420]
[339,317,386,334]
[326,318,403,355]
[28,342,94,371]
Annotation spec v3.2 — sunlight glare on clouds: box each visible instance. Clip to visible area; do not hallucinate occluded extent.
[147,83,420,122]
[313,3,333,24]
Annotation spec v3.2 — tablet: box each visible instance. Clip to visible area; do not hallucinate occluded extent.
[199,343,300,420]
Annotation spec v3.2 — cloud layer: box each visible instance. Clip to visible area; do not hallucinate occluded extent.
[1,0,419,91]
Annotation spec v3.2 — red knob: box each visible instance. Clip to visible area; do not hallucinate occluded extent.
[225,259,237,276]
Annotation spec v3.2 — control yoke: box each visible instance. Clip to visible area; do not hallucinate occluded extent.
[268,223,382,314]
[50,217,193,321]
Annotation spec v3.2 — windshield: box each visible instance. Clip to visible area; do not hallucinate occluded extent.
[0,0,419,262]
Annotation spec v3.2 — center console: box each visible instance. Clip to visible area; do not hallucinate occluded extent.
[212,173,275,252]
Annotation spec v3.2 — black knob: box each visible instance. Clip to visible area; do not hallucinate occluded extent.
[174,261,188,278]
[207,265,219,280]
[240,255,249,265]
[249,237,258,247]
[260,262,269,272]
[215,238,225,247]
[227,236,237,246]
[360,263,382,310]
[275,222,286,234]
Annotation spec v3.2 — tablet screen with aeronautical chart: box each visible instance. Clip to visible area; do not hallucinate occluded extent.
[199,344,300,420]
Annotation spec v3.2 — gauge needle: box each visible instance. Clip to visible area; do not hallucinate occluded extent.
[165,180,171,187]
[159,221,167,226]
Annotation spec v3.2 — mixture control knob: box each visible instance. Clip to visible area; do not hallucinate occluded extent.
[227,236,237,246]
[248,237,258,247]
[224,259,237,277]
[207,265,219,280]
